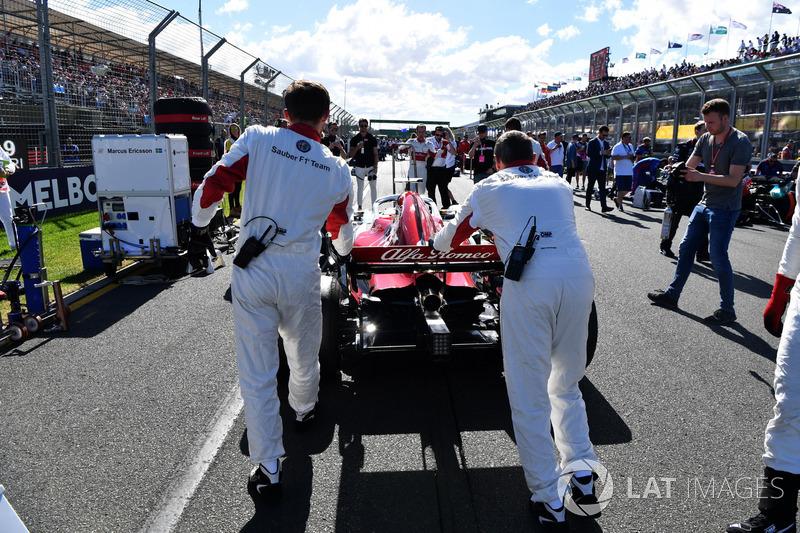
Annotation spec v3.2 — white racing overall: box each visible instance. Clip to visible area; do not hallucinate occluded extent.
[433,164,599,502]
[765,179,800,476]
[193,124,353,466]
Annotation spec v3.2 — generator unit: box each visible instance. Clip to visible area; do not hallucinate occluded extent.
[92,134,193,276]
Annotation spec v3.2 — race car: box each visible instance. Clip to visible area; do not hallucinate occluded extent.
[318,190,598,377]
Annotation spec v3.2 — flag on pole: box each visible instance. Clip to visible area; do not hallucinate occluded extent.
[710,25,728,35]
[689,33,704,41]
[635,52,646,59]
[773,2,792,14]
[622,57,629,63]
[610,63,615,68]
[668,42,683,48]
[650,48,662,55]
[731,20,747,30]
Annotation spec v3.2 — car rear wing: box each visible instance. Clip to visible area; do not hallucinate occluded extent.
[348,244,503,274]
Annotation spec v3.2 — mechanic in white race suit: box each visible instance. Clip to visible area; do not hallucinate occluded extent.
[189,80,353,502]
[727,178,800,533]
[431,130,601,530]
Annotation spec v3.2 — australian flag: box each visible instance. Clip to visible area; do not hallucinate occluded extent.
[668,42,683,48]
[773,2,792,14]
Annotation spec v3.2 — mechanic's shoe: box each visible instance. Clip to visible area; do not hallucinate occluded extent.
[248,462,282,503]
[726,512,796,532]
[601,206,614,213]
[703,309,737,326]
[585,206,591,211]
[647,290,678,309]
[660,247,676,258]
[295,404,317,433]
[570,473,602,518]
[530,501,568,531]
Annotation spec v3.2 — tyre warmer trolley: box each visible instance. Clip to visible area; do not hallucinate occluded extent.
[0,206,68,346]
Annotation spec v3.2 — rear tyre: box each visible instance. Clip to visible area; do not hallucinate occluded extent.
[319,275,343,381]
[103,262,117,278]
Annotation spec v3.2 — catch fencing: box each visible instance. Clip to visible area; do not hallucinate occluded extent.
[0,0,355,169]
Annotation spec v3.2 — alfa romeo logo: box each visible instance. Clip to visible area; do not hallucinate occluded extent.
[296,140,311,153]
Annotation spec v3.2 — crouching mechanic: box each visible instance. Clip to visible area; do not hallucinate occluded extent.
[430,130,602,531]
[188,80,353,502]
[726,178,800,533]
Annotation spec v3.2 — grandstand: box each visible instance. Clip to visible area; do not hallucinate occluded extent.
[0,0,355,168]
[455,35,800,160]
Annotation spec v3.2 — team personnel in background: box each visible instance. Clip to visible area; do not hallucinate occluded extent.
[576,133,589,190]
[427,125,456,209]
[457,135,471,173]
[648,98,752,325]
[0,145,17,251]
[396,124,435,193]
[547,132,565,177]
[188,80,353,502]
[610,131,635,212]
[725,177,800,533]
[585,125,613,213]
[756,153,784,178]
[661,120,708,259]
[781,140,795,160]
[469,124,496,183]
[536,131,551,171]
[443,127,459,205]
[214,128,228,160]
[321,121,347,160]
[225,123,243,218]
[348,118,380,212]
[634,137,652,162]
[565,133,581,187]
[431,130,602,531]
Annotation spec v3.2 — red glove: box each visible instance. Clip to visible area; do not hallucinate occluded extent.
[764,273,795,337]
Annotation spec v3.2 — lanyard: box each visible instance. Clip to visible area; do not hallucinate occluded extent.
[711,127,734,172]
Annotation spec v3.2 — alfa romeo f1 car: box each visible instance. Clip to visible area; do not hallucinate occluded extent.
[318,191,598,377]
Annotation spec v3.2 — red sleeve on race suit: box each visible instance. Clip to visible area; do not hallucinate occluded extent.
[328,196,354,256]
[449,214,475,246]
[327,197,349,240]
[199,154,249,209]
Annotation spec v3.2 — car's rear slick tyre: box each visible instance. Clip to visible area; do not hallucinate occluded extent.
[319,274,343,381]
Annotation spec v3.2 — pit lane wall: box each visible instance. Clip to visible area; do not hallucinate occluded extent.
[9,166,96,217]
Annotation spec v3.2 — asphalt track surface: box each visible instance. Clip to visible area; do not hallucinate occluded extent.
[0,158,795,532]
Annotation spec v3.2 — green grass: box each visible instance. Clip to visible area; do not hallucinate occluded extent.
[1,209,107,299]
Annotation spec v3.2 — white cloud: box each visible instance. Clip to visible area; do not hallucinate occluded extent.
[216,0,248,15]
[271,24,291,35]
[576,5,600,22]
[537,23,552,37]
[555,25,581,41]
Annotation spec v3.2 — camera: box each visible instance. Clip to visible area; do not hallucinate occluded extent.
[233,236,267,269]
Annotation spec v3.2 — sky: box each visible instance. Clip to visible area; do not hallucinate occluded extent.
[160,0,800,127]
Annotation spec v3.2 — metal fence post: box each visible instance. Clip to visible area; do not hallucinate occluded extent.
[149,10,179,132]
[239,58,259,130]
[36,0,60,166]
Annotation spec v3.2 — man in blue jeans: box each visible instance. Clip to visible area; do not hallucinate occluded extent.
[647,98,752,325]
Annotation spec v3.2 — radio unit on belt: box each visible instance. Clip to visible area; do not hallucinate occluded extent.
[233,216,282,269]
[504,216,539,282]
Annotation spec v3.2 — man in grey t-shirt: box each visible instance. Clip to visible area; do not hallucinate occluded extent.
[648,99,752,325]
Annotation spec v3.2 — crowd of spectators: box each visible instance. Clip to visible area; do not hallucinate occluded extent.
[525,33,800,112]
[0,34,281,129]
